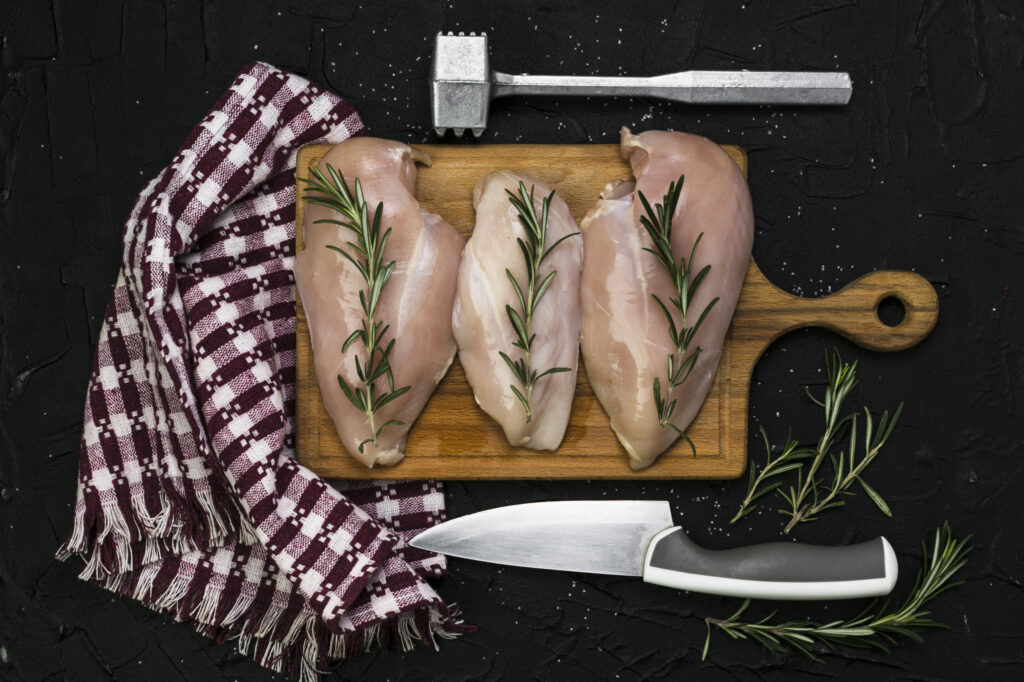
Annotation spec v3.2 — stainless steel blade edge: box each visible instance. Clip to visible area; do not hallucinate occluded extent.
[410,500,674,576]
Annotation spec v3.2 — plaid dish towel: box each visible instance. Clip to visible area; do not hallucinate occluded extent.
[57,62,467,680]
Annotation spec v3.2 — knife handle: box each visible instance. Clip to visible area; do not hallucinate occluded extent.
[641,528,898,600]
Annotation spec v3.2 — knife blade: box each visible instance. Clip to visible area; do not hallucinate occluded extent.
[410,501,898,600]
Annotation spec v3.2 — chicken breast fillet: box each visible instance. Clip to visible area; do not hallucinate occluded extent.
[294,137,464,467]
[453,171,583,449]
[580,128,754,470]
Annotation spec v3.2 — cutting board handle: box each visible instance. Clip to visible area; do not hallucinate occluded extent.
[735,264,939,352]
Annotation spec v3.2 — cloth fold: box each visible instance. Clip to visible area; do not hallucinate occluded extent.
[57,61,466,680]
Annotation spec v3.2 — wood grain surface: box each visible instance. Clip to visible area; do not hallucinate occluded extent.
[294,144,938,479]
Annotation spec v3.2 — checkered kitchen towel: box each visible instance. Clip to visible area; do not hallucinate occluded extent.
[57,62,467,680]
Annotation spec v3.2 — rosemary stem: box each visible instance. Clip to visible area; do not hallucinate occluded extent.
[366,405,377,439]
[523,345,533,423]
[523,233,536,422]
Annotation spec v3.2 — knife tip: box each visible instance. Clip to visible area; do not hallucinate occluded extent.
[408,529,434,552]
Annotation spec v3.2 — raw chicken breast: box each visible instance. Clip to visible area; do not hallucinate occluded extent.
[580,128,753,470]
[453,171,583,449]
[294,138,464,467]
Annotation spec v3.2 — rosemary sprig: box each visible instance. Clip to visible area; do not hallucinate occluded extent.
[638,175,719,455]
[778,351,902,533]
[500,181,579,423]
[702,522,972,661]
[730,427,814,523]
[731,351,901,530]
[302,164,411,453]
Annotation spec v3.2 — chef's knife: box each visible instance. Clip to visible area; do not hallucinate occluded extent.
[410,501,897,600]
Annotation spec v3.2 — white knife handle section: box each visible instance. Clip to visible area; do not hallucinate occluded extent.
[641,527,898,600]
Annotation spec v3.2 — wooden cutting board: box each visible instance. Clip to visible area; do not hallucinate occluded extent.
[294,144,938,479]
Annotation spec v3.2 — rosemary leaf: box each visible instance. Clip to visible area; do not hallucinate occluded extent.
[373,384,411,410]
[857,477,893,517]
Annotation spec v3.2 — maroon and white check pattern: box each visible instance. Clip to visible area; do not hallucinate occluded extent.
[58,62,465,679]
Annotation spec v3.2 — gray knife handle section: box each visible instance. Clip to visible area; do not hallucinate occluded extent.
[641,527,898,600]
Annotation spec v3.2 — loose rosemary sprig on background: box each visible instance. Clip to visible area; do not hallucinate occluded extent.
[638,175,719,454]
[702,522,972,661]
[303,164,410,453]
[730,350,901,531]
[779,352,902,533]
[499,181,579,423]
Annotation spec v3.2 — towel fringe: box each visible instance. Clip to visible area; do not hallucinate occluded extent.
[100,555,470,681]
[57,475,245,580]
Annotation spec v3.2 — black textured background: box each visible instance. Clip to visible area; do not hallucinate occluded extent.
[2,1,1023,680]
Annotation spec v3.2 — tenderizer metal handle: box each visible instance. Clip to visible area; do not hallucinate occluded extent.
[492,70,852,106]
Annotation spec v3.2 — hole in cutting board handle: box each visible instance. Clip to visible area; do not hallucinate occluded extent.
[876,296,907,327]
